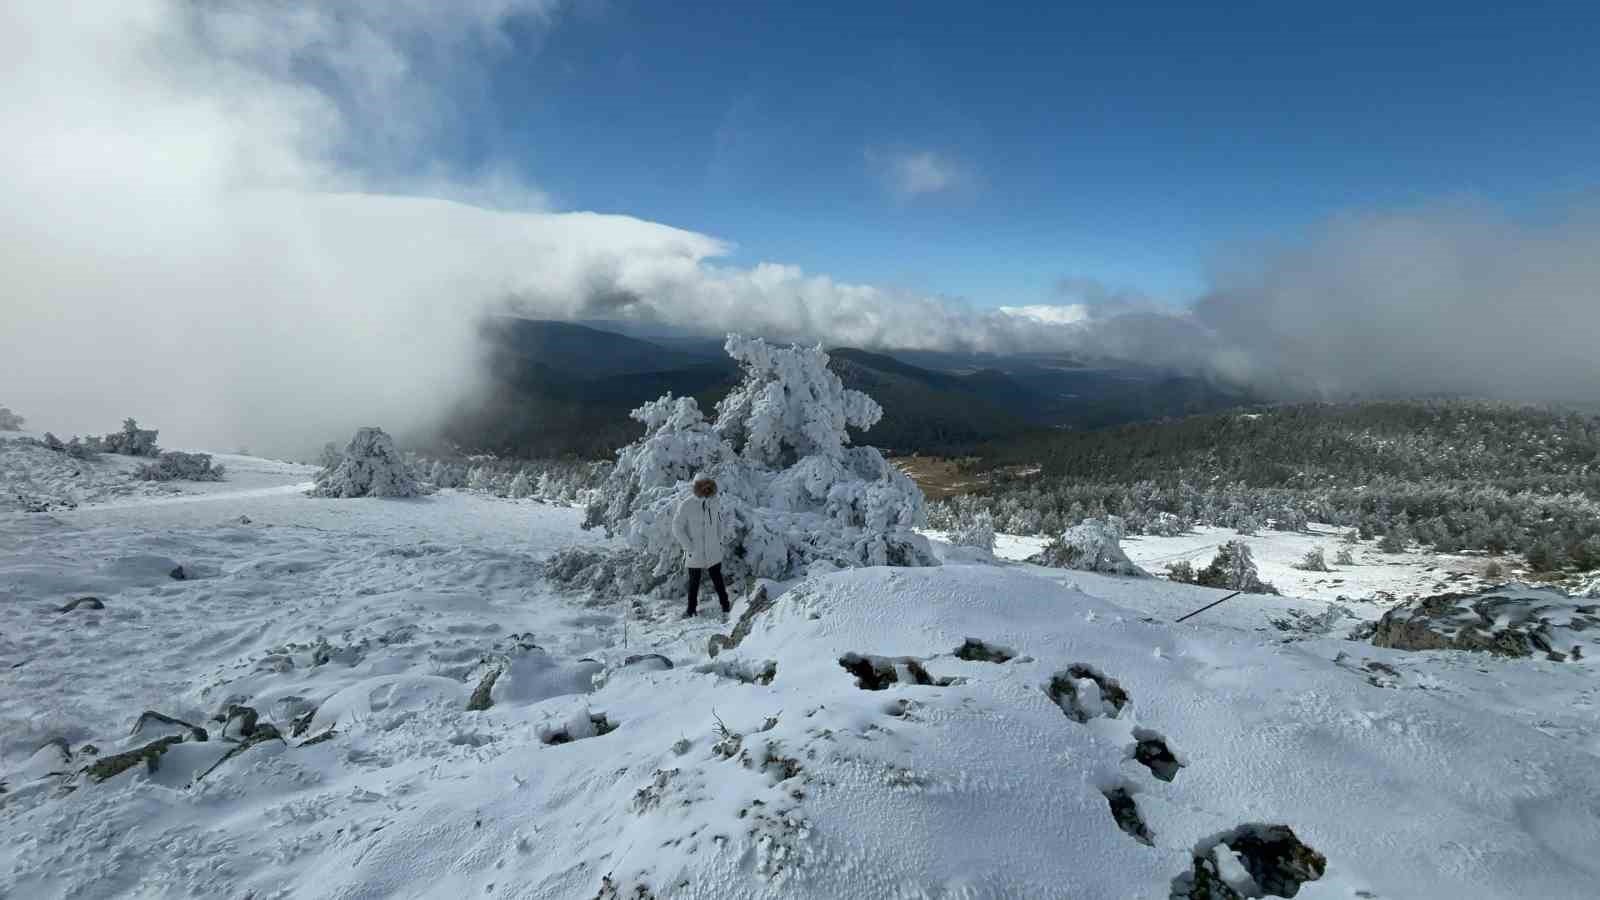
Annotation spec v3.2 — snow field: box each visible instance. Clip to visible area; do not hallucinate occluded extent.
[2,440,1597,898]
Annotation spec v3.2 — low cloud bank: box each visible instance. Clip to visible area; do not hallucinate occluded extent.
[6,3,1596,461]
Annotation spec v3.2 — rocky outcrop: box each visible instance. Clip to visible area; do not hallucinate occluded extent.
[1371,584,1598,662]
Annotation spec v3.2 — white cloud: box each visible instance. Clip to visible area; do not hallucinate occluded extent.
[870,149,966,198]
[8,1,1599,462]
[998,304,1092,325]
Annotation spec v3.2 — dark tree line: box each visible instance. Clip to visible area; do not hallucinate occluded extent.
[932,401,1600,572]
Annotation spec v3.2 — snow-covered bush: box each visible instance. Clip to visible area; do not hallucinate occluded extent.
[557,335,934,597]
[0,407,23,431]
[1378,528,1409,554]
[1032,518,1147,576]
[318,442,343,470]
[96,418,161,457]
[1295,547,1330,572]
[1165,560,1196,583]
[1196,540,1277,594]
[1334,547,1355,566]
[949,509,996,553]
[508,471,533,499]
[308,427,421,498]
[138,451,225,482]
[1146,512,1188,537]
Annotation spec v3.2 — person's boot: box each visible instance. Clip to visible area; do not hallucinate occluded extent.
[719,598,731,621]
[681,607,697,620]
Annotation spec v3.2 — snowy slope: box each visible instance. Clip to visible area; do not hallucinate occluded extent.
[3,445,1598,899]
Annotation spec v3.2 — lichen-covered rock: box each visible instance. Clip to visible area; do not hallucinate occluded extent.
[308,427,421,498]
[1371,584,1598,662]
[1172,824,1326,899]
[84,736,184,783]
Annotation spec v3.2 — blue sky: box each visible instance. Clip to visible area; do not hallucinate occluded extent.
[404,2,1595,309]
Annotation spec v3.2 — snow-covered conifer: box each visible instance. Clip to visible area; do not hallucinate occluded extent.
[1033,518,1147,576]
[559,335,933,596]
[950,509,997,553]
[308,427,420,498]
[508,471,533,499]
[1196,540,1277,593]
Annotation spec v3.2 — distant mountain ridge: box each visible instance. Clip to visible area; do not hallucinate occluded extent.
[439,319,1251,458]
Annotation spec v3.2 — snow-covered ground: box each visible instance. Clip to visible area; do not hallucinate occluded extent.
[981,524,1503,607]
[4,437,1598,899]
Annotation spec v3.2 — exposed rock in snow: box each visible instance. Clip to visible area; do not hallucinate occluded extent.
[1372,584,1599,661]
[1172,823,1327,899]
[1033,517,1148,576]
[308,427,421,498]
[561,335,934,596]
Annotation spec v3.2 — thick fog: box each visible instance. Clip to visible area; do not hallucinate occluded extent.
[6,3,1598,461]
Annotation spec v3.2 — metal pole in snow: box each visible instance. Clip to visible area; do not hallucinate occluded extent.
[1174,590,1244,623]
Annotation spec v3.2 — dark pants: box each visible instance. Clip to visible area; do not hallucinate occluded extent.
[686,563,730,615]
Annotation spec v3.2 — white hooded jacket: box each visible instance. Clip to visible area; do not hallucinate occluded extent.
[672,493,725,568]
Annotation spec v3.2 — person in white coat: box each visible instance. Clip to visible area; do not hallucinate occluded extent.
[672,476,730,618]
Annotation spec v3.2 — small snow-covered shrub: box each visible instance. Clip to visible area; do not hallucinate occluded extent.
[42,432,65,451]
[1334,547,1355,566]
[97,418,160,457]
[139,451,225,482]
[308,427,421,498]
[949,509,996,553]
[1165,560,1196,583]
[558,335,934,597]
[1378,525,1410,554]
[1196,540,1277,594]
[0,406,24,431]
[1295,547,1329,572]
[1033,518,1147,576]
[1146,512,1188,537]
[1483,559,1505,580]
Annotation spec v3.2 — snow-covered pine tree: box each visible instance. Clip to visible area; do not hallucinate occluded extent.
[308,427,421,498]
[1033,518,1147,576]
[1295,546,1329,572]
[1196,540,1277,593]
[557,335,934,597]
[950,509,997,553]
[508,471,533,499]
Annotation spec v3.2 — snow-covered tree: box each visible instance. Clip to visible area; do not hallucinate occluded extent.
[319,442,343,470]
[1295,547,1330,572]
[1165,560,1196,583]
[0,407,24,431]
[558,335,934,596]
[508,471,533,499]
[1196,540,1277,593]
[1033,518,1147,576]
[308,427,421,498]
[950,509,997,553]
[1334,547,1355,566]
[139,451,225,482]
[99,418,160,457]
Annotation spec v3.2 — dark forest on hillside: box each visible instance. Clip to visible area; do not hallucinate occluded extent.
[933,401,1600,571]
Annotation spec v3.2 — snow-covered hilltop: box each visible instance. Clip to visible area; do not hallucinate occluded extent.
[3,381,1599,898]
